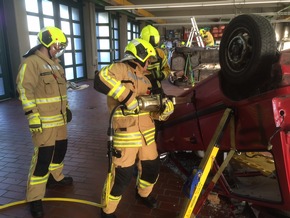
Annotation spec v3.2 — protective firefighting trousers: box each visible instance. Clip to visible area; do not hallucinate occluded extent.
[26,125,67,202]
[103,136,160,214]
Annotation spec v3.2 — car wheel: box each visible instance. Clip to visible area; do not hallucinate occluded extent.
[219,14,277,88]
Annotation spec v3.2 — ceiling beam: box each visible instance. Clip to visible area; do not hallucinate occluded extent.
[105,0,290,10]
[105,0,165,23]
[135,12,290,21]
[152,18,290,27]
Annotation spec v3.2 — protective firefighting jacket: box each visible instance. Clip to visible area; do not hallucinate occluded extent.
[17,50,68,128]
[147,48,170,81]
[95,61,156,148]
[203,31,214,46]
[146,48,170,94]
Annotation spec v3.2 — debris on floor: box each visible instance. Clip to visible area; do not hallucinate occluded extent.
[162,151,251,218]
[67,81,89,91]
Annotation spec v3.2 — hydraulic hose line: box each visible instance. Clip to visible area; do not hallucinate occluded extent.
[0,197,102,210]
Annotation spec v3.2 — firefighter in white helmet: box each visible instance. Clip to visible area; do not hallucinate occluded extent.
[16,26,73,218]
[94,38,174,218]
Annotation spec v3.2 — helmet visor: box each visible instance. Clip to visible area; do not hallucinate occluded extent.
[54,42,67,58]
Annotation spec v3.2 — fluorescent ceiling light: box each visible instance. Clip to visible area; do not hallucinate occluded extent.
[105,0,290,10]
[153,21,231,26]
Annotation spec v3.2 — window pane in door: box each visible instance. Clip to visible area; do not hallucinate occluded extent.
[65,67,74,80]
[97,26,109,37]
[114,40,119,48]
[72,8,80,21]
[27,15,40,32]
[74,38,82,50]
[25,0,38,13]
[61,21,71,35]
[44,18,55,27]
[114,30,119,39]
[60,5,69,19]
[98,52,110,62]
[42,1,54,16]
[97,13,109,23]
[64,52,73,65]
[75,52,83,64]
[98,39,110,49]
[73,23,81,36]
[76,66,84,78]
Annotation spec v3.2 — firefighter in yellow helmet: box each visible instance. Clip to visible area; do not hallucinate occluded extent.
[140,25,170,94]
[140,25,172,141]
[199,28,215,47]
[94,38,174,218]
[16,26,72,218]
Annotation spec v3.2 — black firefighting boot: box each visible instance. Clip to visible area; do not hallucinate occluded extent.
[46,174,73,188]
[135,190,157,209]
[100,208,116,218]
[30,200,44,218]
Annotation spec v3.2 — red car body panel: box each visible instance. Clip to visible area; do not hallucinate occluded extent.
[158,49,290,212]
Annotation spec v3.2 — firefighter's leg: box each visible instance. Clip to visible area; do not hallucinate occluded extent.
[137,157,160,196]
[103,147,137,214]
[49,125,69,181]
[26,146,54,202]
[103,165,134,214]
[137,141,160,197]
[49,139,67,180]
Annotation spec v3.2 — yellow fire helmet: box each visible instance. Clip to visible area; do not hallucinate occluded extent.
[140,25,160,47]
[123,38,156,63]
[38,26,68,49]
[199,29,206,37]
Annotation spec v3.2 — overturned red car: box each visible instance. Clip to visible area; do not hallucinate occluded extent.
[158,14,290,216]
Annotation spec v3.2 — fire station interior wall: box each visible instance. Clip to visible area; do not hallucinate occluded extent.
[2,0,30,97]
[2,0,149,83]
[83,1,97,80]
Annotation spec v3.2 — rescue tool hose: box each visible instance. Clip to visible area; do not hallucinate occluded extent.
[107,104,123,165]
[0,198,102,210]
[0,105,124,211]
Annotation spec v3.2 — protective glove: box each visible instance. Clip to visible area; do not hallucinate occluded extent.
[125,98,140,114]
[159,100,174,121]
[27,113,42,133]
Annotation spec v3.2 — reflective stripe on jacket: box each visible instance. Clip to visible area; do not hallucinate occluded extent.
[16,50,68,128]
[147,48,170,80]
[96,62,156,147]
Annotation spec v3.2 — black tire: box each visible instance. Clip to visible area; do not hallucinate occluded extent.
[219,14,277,86]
